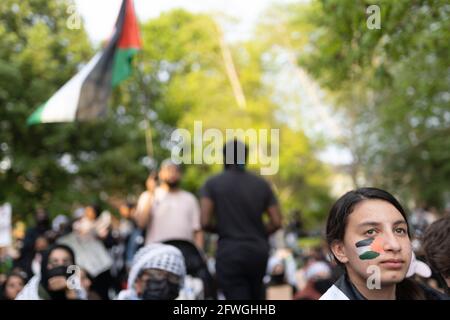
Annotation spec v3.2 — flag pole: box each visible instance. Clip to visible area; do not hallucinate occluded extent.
[215,21,247,110]
[143,117,154,159]
[134,53,154,162]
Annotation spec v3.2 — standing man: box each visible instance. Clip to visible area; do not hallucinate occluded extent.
[200,139,282,300]
[134,159,203,250]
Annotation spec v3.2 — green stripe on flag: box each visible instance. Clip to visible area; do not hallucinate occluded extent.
[112,48,139,87]
[359,251,380,260]
[27,103,46,126]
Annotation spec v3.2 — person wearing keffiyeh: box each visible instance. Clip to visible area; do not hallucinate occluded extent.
[116,243,186,300]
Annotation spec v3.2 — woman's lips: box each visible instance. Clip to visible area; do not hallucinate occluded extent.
[379,259,405,269]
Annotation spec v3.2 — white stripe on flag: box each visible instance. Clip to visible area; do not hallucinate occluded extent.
[356,246,371,256]
[40,53,102,123]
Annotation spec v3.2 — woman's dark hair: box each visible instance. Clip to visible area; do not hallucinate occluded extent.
[326,187,425,299]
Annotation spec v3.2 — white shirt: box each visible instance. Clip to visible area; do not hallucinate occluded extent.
[144,187,201,245]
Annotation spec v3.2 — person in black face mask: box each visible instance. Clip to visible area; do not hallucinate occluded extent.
[16,244,83,300]
[134,159,204,250]
[116,244,186,300]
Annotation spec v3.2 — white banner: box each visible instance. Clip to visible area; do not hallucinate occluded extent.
[0,203,12,247]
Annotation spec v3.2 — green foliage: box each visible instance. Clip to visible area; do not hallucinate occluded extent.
[266,0,450,208]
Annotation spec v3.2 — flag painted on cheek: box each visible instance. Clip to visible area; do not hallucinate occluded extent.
[355,237,384,260]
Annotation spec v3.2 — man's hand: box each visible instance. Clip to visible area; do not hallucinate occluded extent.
[133,173,158,230]
[266,204,282,235]
[200,197,216,232]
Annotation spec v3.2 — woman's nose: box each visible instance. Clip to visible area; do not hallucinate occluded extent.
[382,232,402,252]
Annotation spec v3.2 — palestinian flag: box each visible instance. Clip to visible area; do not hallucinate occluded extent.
[355,237,383,260]
[27,0,142,125]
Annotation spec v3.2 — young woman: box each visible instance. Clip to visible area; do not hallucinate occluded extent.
[0,271,27,300]
[15,244,85,300]
[320,187,446,300]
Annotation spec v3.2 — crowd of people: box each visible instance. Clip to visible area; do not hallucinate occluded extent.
[0,140,448,300]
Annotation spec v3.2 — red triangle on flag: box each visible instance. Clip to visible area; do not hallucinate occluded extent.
[117,0,142,49]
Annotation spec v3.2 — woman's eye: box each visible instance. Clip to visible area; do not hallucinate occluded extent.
[395,228,407,234]
[365,229,377,236]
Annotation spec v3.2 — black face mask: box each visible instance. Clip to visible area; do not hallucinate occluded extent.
[270,273,285,285]
[165,180,180,190]
[141,278,180,300]
[43,265,72,300]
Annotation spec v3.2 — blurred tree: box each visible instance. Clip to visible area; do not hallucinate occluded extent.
[0,4,333,227]
[262,0,450,209]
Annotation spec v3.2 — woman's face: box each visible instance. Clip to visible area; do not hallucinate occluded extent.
[34,236,49,252]
[332,199,412,287]
[47,248,73,269]
[119,205,130,219]
[4,275,25,300]
[84,206,97,221]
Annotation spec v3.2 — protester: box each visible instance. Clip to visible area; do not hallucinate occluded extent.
[0,246,14,285]
[116,243,186,300]
[266,249,298,293]
[108,210,131,293]
[320,187,447,300]
[200,139,282,300]
[21,209,52,251]
[118,202,135,241]
[79,268,101,300]
[294,255,332,300]
[57,207,113,299]
[16,209,52,276]
[0,271,27,300]
[16,244,85,300]
[14,233,49,279]
[51,215,70,239]
[119,202,145,270]
[265,249,298,300]
[410,206,438,238]
[422,217,450,295]
[134,160,203,249]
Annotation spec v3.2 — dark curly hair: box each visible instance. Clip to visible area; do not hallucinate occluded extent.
[422,217,450,293]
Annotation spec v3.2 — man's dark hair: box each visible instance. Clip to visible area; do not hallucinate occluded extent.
[222,139,248,170]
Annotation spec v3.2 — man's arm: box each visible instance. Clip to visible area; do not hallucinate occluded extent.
[133,192,153,230]
[265,204,282,235]
[200,197,216,233]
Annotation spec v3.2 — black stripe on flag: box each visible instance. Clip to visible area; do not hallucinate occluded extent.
[355,238,374,247]
[75,0,127,120]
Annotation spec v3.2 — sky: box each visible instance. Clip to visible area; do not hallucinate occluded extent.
[74,0,297,44]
